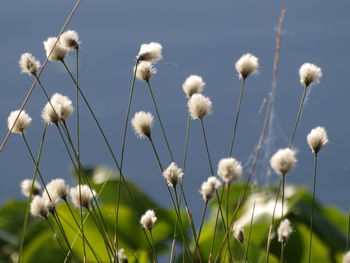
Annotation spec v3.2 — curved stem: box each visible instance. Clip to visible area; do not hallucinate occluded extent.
[193,202,208,262]
[289,85,308,147]
[149,230,157,263]
[245,201,256,263]
[199,118,214,176]
[229,78,245,156]
[307,153,318,263]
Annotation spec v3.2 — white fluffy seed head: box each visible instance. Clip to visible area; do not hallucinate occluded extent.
[135,61,157,82]
[137,42,163,62]
[187,93,212,119]
[299,63,322,87]
[60,30,80,50]
[7,110,32,134]
[207,176,222,189]
[234,228,245,243]
[30,196,48,218]
[235,53,259,79]
[162,162,184,188]
[343,251,350,263]
[41,93,74,124]
[19,53,41,76]
[140,209,157,230]
[182,75,205,99]
[199,180,215,202]
[20,179,41,197]
[70,185,95,208]
[277,219,293,243]
[43,37,68,61]
[270,148,297,176]
[117,249,128,263]
[43,178,69,202]
[217,158,242,184]
[131,111,154,138]
[307,126,328,153]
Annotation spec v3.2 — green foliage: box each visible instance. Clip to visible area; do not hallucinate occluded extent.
[0,167,348,262]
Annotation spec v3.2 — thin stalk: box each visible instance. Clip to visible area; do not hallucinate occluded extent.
[245,201,256,263]
[226,183,230,230]
[289,85,308,147]
[182,114,191,172]
[199,118,214,176]
[281,175,285,219]
[229,78,246,156]
[280,243,285,263]
[142,229,156,263]
[45,217,69,257]
[116,59,139,253]
[149,230,158,263]
[76,48,80,157]
[347,208,350,250]
[193,201,208,262]
[307,153,318,263]
[146,80,174,162]
[18,124,47,263]
[266,179,283,263]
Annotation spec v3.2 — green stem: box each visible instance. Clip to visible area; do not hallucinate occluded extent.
[18,125,47,263]
[193,202,208,262]
[280,243,285,263]
[289,85,308,147]
[150,230,158,263]
[281,175,285,219]
[308,153,318,263]
[199,118,214,176]
[229,78,245,156]
[245,201,256,263]
[45,218,69,257]
[182,114,191,173]
[347,208,350,250]
[266,179,283,263]
[146,80,174,162]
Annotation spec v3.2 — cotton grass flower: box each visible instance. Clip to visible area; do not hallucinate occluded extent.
[277,219,293,243]
[270,148,297,176]
[20,179,41,197]
[131,111,154,138]
[217,157,242,184]
[307,126,328,153]
[7,110,32,134]
[199,177,221,202]
[343,251,350,263]
[162,162,183,188]
[70,185,96,208]
[299,63,322,87]
[117,249,128,263]
[41,93,74,124]
[182,75,205,99]
[137,42,163,62]
[60,30,80,50]
[207,176,222,189]
[30,196,48,218]
[140,209,157,230]
[43,178,69,202]
[187,93,212,119]
[135,61,157,82]
[234,228,245,243]
[235,53,259,79]
[43,37,68,61]
[18,53,40,76]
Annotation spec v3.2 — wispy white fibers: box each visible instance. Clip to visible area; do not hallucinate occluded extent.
[299,63,322,87]
[43,178,69,202]
[30,196,48,218]
[60,30,80,50]
[307,126,328,153]
[131,111,154,138]
[270,148,297,176]
[18,53,40,76]
[70,185,96,208]
[140,209,157,230]
[199,177,221,202]
[277,219,293,243]
[162,162,184,188]
[41,93,74,124]
[235,53,259,79]
[182,75,205,99]
[135,61,157,82]
[187,94,212,119]
[20,179,41,197]
[43,37,68,61]
[137,42,163,62]
[7,110,32,134]
[217,157,242,184]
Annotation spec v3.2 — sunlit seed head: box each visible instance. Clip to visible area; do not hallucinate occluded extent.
[235,53,259,79]
[270,148,297,176]
[43,37,68,61]
[7,110,32,134]
[70,185,95,209]
[140,209,157,230]
[30,196,48,218]
[217,158,242,184]
[20,179,41,197]
[137,42,163,62]
[277,219,293,243]
[187,93,212,119]
[299,63,322,87]
[19,53,41,76]
[135,61,157,82]
[131,111,154,138]
[182,75,205,99]
[307,126,328,154]
[162,162,184,188]
[43,178,69,202]
[60,30,80,50]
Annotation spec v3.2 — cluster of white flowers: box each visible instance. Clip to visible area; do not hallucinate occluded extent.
[187,93,212,119]
[299,62,322,87]
[235,53,259,79]
[217,157,242,184]
[270,148,297,176]
[7,110,32,134]
[199,176,221,202]
[140,209,157,230]
[41,93,74,125]
[162,162,183,188]
[277,219,293,243]
[307,126,328,153]
[131,111,154,138]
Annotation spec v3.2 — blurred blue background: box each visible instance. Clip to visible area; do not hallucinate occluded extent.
[0,0,349,220]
